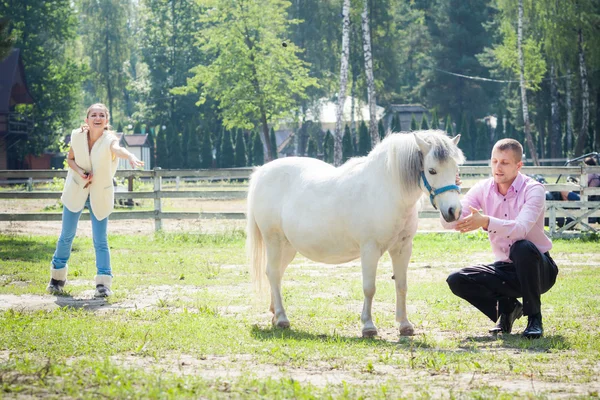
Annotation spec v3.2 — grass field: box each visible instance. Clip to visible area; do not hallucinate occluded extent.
[1,231,599,399]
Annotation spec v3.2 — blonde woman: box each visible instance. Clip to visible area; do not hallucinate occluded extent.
[47,103,144,297]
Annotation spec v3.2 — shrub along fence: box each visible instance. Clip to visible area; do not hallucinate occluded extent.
[0,166,599,238]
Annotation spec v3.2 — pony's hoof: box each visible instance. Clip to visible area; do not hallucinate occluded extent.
[276,320,290,329]
[362,328,378,338]
[399,325,415,336]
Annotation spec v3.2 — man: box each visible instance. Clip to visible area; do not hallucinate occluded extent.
[443,139,558,339]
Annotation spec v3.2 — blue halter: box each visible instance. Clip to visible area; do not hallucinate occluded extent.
[420,171,461,210]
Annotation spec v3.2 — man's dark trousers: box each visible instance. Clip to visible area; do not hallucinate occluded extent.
[446,240,558,322]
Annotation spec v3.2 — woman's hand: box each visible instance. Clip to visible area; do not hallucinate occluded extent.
[82,171,93,188]
[455,172,462,186]
[128,154,144,168]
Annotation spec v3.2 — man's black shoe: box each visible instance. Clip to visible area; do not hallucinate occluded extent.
[489,302,523,334]
[523,313,543,339]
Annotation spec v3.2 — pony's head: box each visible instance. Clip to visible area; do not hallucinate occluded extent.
[413,131,465,222]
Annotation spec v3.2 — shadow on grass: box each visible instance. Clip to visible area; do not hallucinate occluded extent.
[54,294,108,311]
[0,236,56,263]
[461,333,570,351]
[250,325,437,349]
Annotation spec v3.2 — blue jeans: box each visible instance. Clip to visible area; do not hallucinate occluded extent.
[51,198,111,276]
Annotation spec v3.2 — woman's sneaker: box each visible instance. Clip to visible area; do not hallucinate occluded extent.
[47,265,68,295]
[47,278,66,295]
[94,284,112,298]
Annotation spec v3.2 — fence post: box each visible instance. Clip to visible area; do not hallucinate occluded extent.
[27,177,33,192]
[153,167,162,232]
[176,176,180,191]
[548,204,556,238]
[580,165,588,230]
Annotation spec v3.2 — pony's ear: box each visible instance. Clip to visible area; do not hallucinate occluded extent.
[413,133,431,155]
[452,134,461,146]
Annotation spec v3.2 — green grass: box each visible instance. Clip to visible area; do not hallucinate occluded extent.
[1,231,599,398]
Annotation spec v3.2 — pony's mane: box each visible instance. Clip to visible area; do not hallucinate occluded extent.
[369,130,465,189]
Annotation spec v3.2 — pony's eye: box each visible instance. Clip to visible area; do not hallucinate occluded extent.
[428,168,437,175]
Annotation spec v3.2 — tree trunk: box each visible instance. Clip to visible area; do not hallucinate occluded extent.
[334,0,351,166]
[105,20,112,117]
[596,90,600,152]
[566,68,574,156]
[550,64,561,160]
[575,28,589,156]
[517,0,539,165]
[361,0,379,149]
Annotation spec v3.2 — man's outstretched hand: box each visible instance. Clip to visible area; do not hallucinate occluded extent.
[455,205,490,233]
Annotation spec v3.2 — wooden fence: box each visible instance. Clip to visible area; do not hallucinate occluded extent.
[1,166,599,238]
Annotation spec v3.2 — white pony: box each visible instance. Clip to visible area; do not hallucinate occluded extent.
[247,130,464,337]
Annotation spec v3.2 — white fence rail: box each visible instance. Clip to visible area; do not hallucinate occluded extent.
[1,166,599,237]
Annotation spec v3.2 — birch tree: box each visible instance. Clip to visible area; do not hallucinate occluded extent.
[574,27,589,156]
[361,0,379,149]
[334,0,351,166]
[517,0,539,165]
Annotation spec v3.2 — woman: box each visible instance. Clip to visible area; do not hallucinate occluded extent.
[47,103,144,297]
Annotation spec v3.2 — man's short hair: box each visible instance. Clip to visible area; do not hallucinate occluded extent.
[584,156,597,166]
[493,139,523,162]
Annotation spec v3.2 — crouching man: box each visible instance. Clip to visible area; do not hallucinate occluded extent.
[442,139,558,339]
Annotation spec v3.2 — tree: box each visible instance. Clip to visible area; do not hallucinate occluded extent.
[516,0,539,165]
[220,129,235,168]
[306,135,317,158]
[391,113,401,132]
[357,121,371,156]
[496,112,505,140]
[334,0,351,166]
[342,125,353,162]
[270,127,278,160]
[420,114,430,130]
[156,126,168,168]
[0,18,13,60]
[251,131,264,166]
[361,0,379,149]
[177,0,317,162]
[168,127,183,169]
[234,129,247,167]
[323,130,334,164]
[214,129,222,168]
[188,129,201,169]
[133,122,142,134]
[445,115,453,135]
[378,119,386,140]
[430,109,439,130]
[410,114,418,131]
[77,0,131,117]
[200,129,213,168]
[0,0,85,159]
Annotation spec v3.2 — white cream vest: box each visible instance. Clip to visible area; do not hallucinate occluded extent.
[61,129,118,221]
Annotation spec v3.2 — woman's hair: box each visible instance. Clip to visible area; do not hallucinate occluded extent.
[83,103,113,131]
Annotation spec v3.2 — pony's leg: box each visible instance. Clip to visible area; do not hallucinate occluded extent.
[389,237,415,336]
[360,242,382,338]
[265,238,296,328]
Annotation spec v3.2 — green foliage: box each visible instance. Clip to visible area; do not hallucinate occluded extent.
[176,0,318,161]
[133,122,142,134]
[187,129,201,169]
[214,129,222,168]
[430,109,439,130]
[323,130,334,164]
[496,112,505,140]
[220,130,235,168]
[378,119,386,140]
[475,120,490,160]
[391,113,402,133]
[0,17,14,60]
[342,125,353,162]
[0,0,86,158]
[234,130,247,167]
[251,132,264,166]
[156,126,168,168]
[168,128,183,169]
[420,114,430,130]
[357,121,371,156]
[306,135,317,158]
[200,129,213,169]
[445,115,453,135]
[410,114,418,131]
[269,127,278,160]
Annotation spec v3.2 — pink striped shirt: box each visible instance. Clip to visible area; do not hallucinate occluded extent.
[442,172,552,262]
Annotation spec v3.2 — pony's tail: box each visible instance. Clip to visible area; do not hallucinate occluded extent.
[246,170,268,297]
